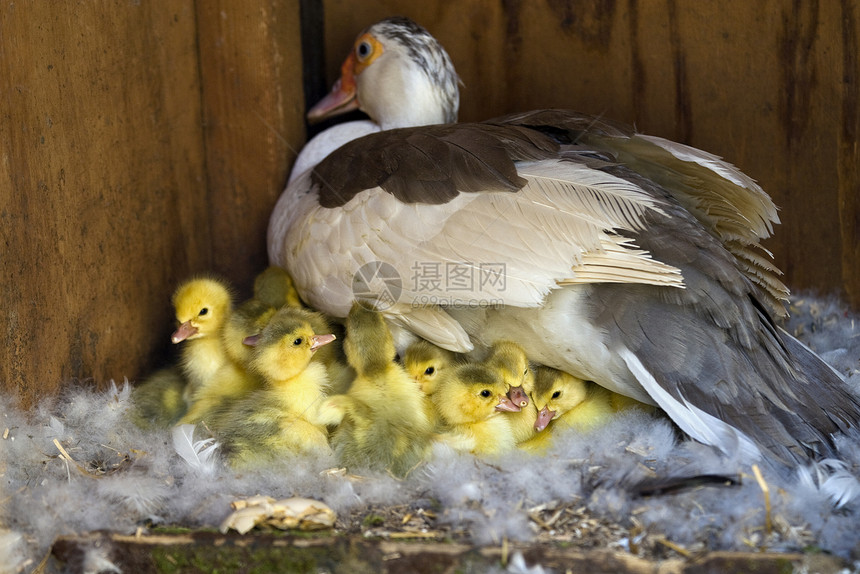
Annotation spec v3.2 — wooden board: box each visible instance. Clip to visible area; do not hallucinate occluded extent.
[0,2,209,405]
[48,531,848,574]
[0,0,305,407]
[319,0,860,308]
[195,0,306,294]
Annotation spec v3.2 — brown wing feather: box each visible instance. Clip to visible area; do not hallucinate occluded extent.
[312,123,558,208]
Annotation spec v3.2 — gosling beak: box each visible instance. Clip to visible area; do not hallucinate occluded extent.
[495,395,522,413]
[534,406,556,432]
[242,334,261,347]
[310,333,337,352]
[307,55,360,123]
[171,321,197,344]
[509,386,529,408]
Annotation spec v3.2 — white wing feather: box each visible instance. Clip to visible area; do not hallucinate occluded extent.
[172,424,220,476]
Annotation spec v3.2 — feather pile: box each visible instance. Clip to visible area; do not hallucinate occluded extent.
[1,292,860,573]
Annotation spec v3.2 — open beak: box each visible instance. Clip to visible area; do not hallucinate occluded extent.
[534,406,556,432]
[509,386,529,408]
[171,321,197,344]
[495,395,522,413]
[311,333,337,352]
[307,55,360,123]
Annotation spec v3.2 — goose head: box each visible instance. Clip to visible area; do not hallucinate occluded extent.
[308,16,460,130]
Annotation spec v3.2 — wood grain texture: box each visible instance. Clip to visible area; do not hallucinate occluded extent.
[1,0,305,407]
[320,0,860,308]
[0,2,210,404]
[52,531,839,574]
[195,0,306,295]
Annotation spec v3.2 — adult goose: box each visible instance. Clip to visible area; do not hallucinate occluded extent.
[268,17,860,472]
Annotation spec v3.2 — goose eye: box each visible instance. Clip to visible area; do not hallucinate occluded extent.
[293,337,303,346]
[424,366,435,376]
[356,40,372,61]
[551,390,561,399]
[199,308,209,316]
[479,389,492,398]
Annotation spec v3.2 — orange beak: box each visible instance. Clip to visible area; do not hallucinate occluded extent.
[307,54,360,123]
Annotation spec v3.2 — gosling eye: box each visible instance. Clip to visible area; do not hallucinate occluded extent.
[198,307,209,316]
[479,389,492,398]
[551,390,561,399]
[356,40,372,61]
[293,337,303,346]
[424,366,435,376]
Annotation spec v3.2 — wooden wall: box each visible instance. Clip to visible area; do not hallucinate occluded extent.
[1,1,305,406]
[2,0,858,407]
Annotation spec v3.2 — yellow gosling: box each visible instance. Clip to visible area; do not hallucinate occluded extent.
[213,306,336,467]
[431,362,518,457]
[318,303,433,478]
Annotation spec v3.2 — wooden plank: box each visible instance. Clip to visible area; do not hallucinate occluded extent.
[320,0,860,309]
[48,531,850,574]
[195,0,307,296]
[0,2,209,405]
[837,0,860,309]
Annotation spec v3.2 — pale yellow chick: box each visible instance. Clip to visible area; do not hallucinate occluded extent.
[431,363,519,457]
[520,366,614,453]
[130,367,187,429]
[402,340,457,395]
[484,341,538,445]
[253,265,303,309]
[171,277,260,425]
[212,306,336,467]
[220,267,303,368]
[401,339,457,429]
[221,298,277,368]
[318,303,433,478]
[171,277,234,394]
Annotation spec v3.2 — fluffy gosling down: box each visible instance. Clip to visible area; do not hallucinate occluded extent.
[521,366,616,453]
[221,266,306,368]
[402,339,458,428]
[130,367,188,428]
[212,306,336,467]
[253,265,303,309]
[402,340,457,396]
[319,303,434,478]
[171,277,260,425]
[170,277,235,392]
[432,362,520,457]
[483,341,540,445]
